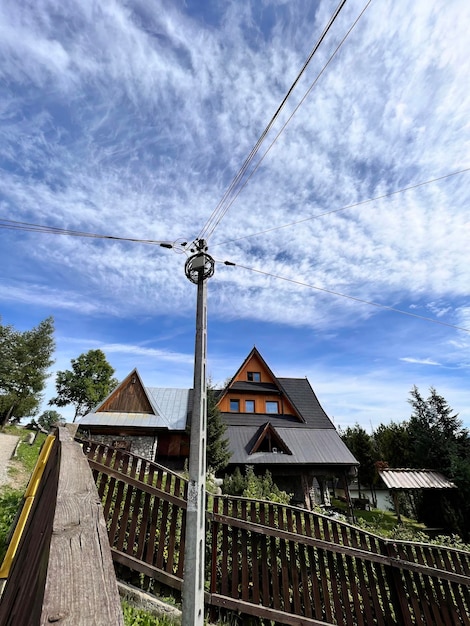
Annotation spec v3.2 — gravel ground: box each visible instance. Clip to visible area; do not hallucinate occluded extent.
[0,434,20,488]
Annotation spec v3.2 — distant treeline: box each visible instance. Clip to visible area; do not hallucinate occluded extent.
[340,386,470,540]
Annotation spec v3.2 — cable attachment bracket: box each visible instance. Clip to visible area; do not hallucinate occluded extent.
[184,239,215,284]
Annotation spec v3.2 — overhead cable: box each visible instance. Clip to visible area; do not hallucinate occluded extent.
[202,0,374,243]
[217,259,470,333]
[0,219,178,248]
[212,166,470,247]
[196,0,357,244]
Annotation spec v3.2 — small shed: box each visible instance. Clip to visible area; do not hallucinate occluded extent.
[378,468,457,522]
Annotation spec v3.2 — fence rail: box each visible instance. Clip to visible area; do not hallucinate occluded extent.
[0,429,123,626]
[84,440,470,626]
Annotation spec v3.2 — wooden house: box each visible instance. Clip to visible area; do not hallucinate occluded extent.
[77,369,192,469]
[215,348,358,506]
[77,348,358,506]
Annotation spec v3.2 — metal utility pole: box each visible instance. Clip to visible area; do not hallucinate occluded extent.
[182,239,214,626]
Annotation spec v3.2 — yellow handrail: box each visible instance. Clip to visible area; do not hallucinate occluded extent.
[0,434,56,579]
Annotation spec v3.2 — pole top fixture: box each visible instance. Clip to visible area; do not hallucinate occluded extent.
[185,239,215,284]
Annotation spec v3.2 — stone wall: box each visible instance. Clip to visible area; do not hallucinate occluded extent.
[86,433,158,462]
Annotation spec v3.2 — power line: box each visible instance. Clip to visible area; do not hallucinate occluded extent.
[0,219,181,248]
[203,0,378,242]
[217,259,470,333]
[196,0,358,244]
[212,166,470,247]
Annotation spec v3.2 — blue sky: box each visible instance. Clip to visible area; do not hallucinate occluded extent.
[1,0,469,429]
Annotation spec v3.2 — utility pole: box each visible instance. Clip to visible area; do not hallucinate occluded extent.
[182,239,214,626]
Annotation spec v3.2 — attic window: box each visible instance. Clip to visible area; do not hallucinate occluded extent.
[250,423,292,455]
[247,372,261,382]
[230,399,240,412]
[265,401,279,414]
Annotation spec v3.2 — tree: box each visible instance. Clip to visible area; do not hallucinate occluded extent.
[206,385,231,473]
[407,386,470,538]
[49,349,118,421]
[0,317,55,428]
[37,410,65,431]
[408,385,463,474]
[340,424,377,502]
[373,421,411,468]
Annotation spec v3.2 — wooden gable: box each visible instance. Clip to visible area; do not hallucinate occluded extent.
[217,348,302,419]
[97,369,154,414]
[250,423,292,455]
[231,348,276,384]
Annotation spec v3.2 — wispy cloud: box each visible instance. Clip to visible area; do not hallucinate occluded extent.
[400,357,441,366]
[1,0,469,427]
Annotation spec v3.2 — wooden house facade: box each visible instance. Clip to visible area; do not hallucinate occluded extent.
[77,348,358,506]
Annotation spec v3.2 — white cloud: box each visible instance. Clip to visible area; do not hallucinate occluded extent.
[399,357,440,366]
[2,0,470,429]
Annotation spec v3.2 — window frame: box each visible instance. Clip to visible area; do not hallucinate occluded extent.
[245,399,255,413]
[265,401,279,414]
[247,371,261,382]
[230,399,240,412]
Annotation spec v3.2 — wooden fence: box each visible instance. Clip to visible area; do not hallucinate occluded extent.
[84,440,470,626]
[0,428,123,626]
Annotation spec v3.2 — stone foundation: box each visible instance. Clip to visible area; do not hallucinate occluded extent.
[85,433,158,462]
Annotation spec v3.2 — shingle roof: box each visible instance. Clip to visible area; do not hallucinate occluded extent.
[277,378,335,429]
[229,381,280,394]
[223,413,304,428]
[379,469,456,490]
[226,426,358,466]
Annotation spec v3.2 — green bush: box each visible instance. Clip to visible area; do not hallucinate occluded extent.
[0,488,23,562]
[223,466,292,504]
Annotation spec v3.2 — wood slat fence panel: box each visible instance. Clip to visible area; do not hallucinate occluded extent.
[81,440,470,626]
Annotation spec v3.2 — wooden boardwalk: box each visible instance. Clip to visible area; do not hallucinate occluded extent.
[85,440,470,626]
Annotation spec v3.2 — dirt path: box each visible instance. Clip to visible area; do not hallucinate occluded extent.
[0,433,20,488]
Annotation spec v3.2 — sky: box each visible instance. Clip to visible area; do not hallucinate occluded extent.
[1,0,469,431]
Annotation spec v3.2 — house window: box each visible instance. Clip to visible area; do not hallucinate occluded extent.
[230,399,240,412]
[245,400,255,412]
[265,401,279,414]
[247,371,261,382]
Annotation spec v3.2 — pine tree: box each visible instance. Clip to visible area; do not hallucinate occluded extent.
[206,385,231,473]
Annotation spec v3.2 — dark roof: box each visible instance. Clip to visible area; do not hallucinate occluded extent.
[223,413,304,428]
[226,426,358,467]
[229,381,280,394]
[277,378,335,429]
